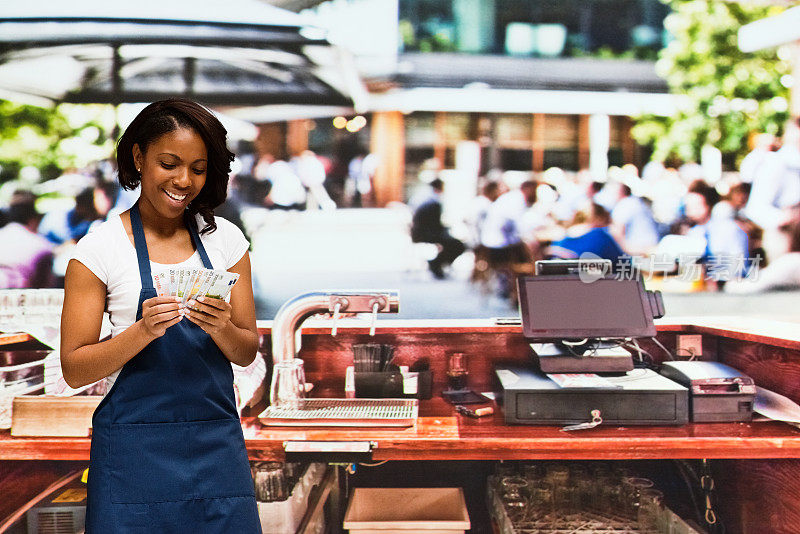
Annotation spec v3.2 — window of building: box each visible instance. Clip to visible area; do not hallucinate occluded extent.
[399,0,668,58]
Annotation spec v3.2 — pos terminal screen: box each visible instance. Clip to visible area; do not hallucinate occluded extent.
[518,276,655,341]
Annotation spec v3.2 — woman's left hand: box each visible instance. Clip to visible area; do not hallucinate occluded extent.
[183,296,232,336]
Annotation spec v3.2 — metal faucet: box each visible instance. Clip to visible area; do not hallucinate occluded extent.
[271,290,400,364]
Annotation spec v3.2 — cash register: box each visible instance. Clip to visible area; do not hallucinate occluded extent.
[495,260,690,426]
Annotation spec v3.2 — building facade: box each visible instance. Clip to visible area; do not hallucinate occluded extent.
[250,0,680,206]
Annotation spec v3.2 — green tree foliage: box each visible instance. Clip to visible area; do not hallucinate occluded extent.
[632,0,791,164]
[0,100,115,182]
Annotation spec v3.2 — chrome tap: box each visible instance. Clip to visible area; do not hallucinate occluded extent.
[271,290,400,364]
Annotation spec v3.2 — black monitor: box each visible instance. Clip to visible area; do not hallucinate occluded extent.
[517,275,656,342]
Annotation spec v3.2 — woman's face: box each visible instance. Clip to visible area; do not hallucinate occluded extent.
[133,127,208,219]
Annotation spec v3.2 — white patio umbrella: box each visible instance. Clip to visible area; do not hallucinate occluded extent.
[0,0,362,108]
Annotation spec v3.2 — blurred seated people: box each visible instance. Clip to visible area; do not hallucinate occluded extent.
[254,153,306,210]
[479,180,538,296]
[463,180,502,248]
[743,119,800,231]
[107,183,140,219]
[712,182,751,220]
[291,150,336,211]
[231,172,271,206]
[38,185,107,245]
[609,181,660,255]
[725,220,800,293]
[346,149,378,207]
[87,181,118,233]
[0,191,56,288]
[547,168,587,223]
[667,181,750,285]
[739,132,777,184]
[546,203,628,267]
[410,178,465,279]
[648,167,686,231]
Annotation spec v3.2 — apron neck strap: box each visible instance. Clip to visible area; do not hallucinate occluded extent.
[187,215,214,270]
[130,204,216,291]
[130,203,153,290]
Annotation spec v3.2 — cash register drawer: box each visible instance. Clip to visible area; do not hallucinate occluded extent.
[514,392,688,425]
[496,367,689,426]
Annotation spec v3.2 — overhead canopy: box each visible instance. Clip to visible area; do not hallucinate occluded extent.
[738,5,800,52]
[0,0,359,107]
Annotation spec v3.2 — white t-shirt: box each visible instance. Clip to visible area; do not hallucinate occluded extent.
[71,213,250,390]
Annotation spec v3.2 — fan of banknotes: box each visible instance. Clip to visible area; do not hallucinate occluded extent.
[152,268,239,303]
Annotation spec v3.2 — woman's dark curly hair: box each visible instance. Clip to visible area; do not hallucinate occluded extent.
[116,98,234,234]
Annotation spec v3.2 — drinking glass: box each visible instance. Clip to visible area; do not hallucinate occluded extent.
[529,485,554,520]
[446,352,468,390]
[269,361,306,409]
[637,488,665,533]
[621,477,655,518]
[292,358,307,392]
[251,461,288,502]
[522,463,543,484]
[500,476,528,509]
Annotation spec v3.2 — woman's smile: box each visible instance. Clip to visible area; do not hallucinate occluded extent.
[163,188,189,206]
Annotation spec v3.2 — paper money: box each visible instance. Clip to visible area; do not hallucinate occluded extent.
[152,268,239,301]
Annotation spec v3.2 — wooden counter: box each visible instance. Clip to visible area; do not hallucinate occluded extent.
[4,317,800,462]
[4,317,800,533]
[0,319,800,461]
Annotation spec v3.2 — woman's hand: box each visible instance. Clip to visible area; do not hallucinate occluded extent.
[183,296,232,336]
[141,296,183,338]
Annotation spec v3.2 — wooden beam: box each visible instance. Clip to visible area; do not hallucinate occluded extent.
[434,111,447,169]
[578,114,590,170]
[286,119,309,157]
[620,116,637,166]
[255,123,286,160]
[532,113,545,172]
[370,111,405,206]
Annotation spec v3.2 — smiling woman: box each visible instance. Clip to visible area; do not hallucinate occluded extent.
[116,99,231,236]
[59,99,261,533]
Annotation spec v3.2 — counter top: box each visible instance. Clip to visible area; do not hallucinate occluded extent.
[3,397,800,462]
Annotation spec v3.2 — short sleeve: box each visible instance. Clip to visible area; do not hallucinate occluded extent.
[215,217,250,269]
[70,224,110,284]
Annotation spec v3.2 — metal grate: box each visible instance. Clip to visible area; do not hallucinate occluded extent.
[35,510,76,534]
[259,398,418,427]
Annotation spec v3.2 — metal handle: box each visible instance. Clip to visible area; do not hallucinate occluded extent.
[368,298,385,336]
[331,297,348,337]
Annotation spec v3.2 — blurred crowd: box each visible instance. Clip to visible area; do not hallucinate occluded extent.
[4,121,800,298]
[409,120,800,297]
[0,146,378,290]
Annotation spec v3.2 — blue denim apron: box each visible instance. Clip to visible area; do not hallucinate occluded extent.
[85,204,260,533]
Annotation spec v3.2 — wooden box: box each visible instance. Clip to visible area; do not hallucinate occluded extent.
[343,487,470,534]
[11,396,101,437]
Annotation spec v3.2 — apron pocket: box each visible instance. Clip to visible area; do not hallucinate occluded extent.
[189,418,255,499]
[110,422,193,504]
